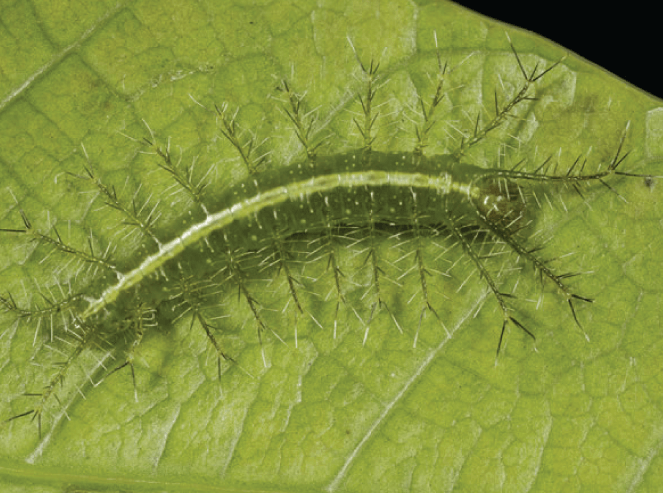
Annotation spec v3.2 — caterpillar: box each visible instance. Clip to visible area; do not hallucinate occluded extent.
[0,34,655,452]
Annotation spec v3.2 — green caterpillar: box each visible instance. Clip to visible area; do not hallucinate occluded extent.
[0,38,653,441]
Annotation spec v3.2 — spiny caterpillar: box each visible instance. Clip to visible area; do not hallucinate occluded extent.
[0,36,654,440]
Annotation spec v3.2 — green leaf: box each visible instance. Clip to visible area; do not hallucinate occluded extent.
[1,1,662,492]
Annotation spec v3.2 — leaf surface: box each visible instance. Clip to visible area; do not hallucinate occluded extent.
[1,1,662,492]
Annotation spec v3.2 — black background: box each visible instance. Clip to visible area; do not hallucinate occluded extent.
[455,2,660,100]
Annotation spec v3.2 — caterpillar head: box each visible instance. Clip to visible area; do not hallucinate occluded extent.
[472,176,528,233]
